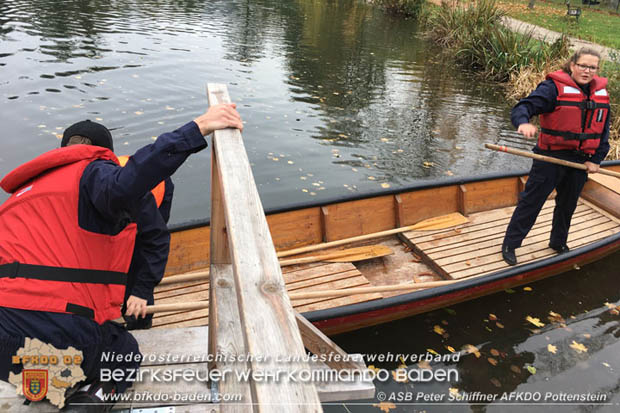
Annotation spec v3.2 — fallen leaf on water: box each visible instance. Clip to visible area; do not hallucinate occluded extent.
[380,138,389,142]
[489,314,498,321]
[490,378,502,387]
[418,360,431,370]
[433,325,445,335]
[368,176,376,181]
[134,111,143,115]
[427,348,440,356]
[510,365,521,374]
[381,183,390,189]
[582,333,591,339]
[570,341,588,353]
[610,308,619,316]
[496,322,505,329]
[445,170,454,176]
[373,402,396,413]
[526,365,537,375]
[423,161,434,167]
[444,308,456,315]
[445,345,455,353]
[526,316,545,328]
[505,288,515,294]
[488,357,498,366]
[523,287,532,291]
[392,369,409,383]
[548,344,557,354]
[463,344,481,358]
[490,349,500,356]
[449,387,459,395]
[603,362,610,368]
[548,311,564,323]
[604,302,616,309]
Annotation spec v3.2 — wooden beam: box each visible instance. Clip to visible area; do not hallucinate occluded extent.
[208,84,322,412]
[294,313,359,371]
[320,206,330,242]
[394,194,404,227]
[457,185,468,216]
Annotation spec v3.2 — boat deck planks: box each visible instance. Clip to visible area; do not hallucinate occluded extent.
[403,199,620,280]
[152,262,382,328]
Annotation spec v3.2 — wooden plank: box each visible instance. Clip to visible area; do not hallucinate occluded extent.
[268,207,323,252]
[321,196,396,242]
[209,264,253,411]
[443,218,617,274]
[208,84,322,412]
[421,206,592,255]
[433,212,606,265]
[294,313,359,370]
[398,186,459,226]
[457,185,468,216]
[459,177,520,214]
[581,179,620,218]
[286,270,362,292]
[588,173,620,195]
[394,195,405,227]
[450,222,620,279]
[413,203,590,249]
[166,226,211,276]
[320,206,331,242]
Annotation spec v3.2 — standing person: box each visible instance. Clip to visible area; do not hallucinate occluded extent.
[0,103,242,410]
[502,48,611,266]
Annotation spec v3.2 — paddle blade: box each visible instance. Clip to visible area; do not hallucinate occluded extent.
[325,245,394,262]
[409,212,469,231]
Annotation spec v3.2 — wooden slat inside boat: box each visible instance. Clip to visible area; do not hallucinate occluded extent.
[157,162,620,335]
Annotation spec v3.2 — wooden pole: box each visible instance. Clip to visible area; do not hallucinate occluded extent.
[146,280,459,314]
[277,212,467,258]
[485,143,620,178]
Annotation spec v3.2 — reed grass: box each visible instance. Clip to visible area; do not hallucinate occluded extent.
[425,0,571,81]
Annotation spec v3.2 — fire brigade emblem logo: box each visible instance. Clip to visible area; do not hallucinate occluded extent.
[22,370,48,402]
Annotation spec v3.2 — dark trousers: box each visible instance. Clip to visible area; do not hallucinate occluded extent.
[503,159,588,249]
[0,307,140,394]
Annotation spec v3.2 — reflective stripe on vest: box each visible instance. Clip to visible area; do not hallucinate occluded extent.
[538,71,609,155]
[117,155,166,207]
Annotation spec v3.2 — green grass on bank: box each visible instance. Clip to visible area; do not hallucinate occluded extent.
[497,0,620,49]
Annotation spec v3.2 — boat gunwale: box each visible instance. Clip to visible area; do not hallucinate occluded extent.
[168,160,620,232]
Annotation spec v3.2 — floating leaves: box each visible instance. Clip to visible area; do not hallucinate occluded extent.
[547,344,557,354]
[490,378,502,388]
[526,316,545,328]
[134,111,143,115]
[445,345,455,353]
[510,365,521,374]
[381,183,391,189]
[489,314,497,321]
[433,325,446,335]
[427,348,440,356]
[570,341,588,354]
[422,161,434,168]
[487,357,498,366]
[463,344,481,358]
[523,286,532,291]
[490,349,500,357]
[526,365,537,375]
[373,402,396,413]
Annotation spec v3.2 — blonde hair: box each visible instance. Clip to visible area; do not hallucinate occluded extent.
[66,135,93,146]
[562,47,601,74]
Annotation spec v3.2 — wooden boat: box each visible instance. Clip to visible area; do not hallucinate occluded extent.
[154,160,620,335]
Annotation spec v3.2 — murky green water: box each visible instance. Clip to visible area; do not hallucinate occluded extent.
[1,0,619,411]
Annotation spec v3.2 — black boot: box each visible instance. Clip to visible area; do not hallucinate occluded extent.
[62,381,115,413]
[502,245,517,266]
[549,243,570,254]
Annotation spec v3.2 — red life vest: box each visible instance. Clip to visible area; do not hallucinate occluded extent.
[538,71,610,155]
[0,145,137,324]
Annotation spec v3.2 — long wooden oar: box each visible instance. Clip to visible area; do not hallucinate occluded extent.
[146,279,460,314]
[159,245,393,286]
[277,212,469,259]
[279,244,393,267]
[485,143,620,178]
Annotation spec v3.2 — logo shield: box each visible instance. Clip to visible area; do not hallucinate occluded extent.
[23,370,48,402]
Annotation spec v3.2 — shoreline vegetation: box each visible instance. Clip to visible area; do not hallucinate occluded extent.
[373,0,620,159]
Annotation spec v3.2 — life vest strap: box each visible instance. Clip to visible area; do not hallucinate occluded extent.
[556,100,610,110]
[0,262,126,285]
[540,128,602,142]
[65,303,95,319]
